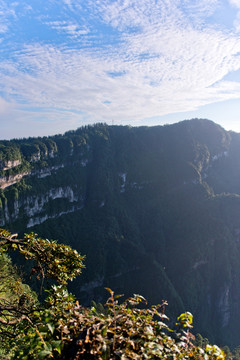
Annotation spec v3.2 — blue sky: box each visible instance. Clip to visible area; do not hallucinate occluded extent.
[1,0,240,139]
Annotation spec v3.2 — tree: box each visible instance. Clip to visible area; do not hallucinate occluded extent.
[0,228,84,359]
[0,228,226,359]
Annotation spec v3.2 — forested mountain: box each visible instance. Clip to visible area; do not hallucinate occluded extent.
[1,118,240,347]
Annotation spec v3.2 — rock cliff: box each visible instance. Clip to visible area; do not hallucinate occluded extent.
[1,119,240,347]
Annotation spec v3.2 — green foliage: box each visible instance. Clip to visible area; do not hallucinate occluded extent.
[0,228,85,358]
[0,252,37,358]
[176,312,193,328]
[12,287,227,360]
[0,229,85,285]
[0,143,21,164]
[0,228,228,359]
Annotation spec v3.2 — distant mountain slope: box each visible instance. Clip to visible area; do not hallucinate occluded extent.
[1,119,240,347]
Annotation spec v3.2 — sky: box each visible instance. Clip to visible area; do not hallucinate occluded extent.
[1,0,240,139]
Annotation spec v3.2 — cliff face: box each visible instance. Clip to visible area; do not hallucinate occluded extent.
[1,119,240,347]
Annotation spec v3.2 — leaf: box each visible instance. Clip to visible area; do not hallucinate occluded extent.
[47,323,55,334]
[38,350,52,359]
[105,287,113,295]
[101,326,108,337]
[52,340,62,348]
[115,294,124,299]
[44,343,52,352]
[177,312,193,327]
[52,340,62,354]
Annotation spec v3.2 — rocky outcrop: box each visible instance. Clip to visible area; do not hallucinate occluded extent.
[24,186,79,217]
[0,160,21,170]
[0,186,83,227]
[35,164,64,178]
[0,172,30,189]
[26,205,84,228]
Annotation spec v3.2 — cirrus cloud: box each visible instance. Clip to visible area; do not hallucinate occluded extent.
[0,0,240,138]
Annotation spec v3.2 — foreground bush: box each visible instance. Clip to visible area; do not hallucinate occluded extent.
[0,229,225,359]
[12,288,226,359]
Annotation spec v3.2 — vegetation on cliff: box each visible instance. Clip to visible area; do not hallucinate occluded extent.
[1,119,240,347]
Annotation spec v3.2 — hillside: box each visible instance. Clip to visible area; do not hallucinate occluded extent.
[1,119,240,347]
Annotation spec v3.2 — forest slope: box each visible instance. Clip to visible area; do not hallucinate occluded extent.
[1,119,240,347]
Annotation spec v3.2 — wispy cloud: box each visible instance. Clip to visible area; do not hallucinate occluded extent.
[1,0,240,137]
[88,0,219,30]
[0,1,16,35]
[1,30,240,125]
[228,0,240,7]
[228,0,240,32]
[46,20,89,37]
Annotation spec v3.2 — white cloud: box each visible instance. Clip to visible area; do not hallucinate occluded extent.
[89,0,177,30]
[88,0,219,31]
[46,20,89,37]
[234,12,240,31]
[1,0,240,136]
[0,1,16,35]
[62,0,73,5]
[228,0,240,31]
[182,0,219,18]
[0,23,7,33]
[1,24,240,126]
[55,0,83,13]
[228,0,240,8]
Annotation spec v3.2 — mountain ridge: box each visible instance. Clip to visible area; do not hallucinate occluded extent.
[1,118,240,347]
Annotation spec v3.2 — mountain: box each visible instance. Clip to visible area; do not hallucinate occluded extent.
[1,119,240,347]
